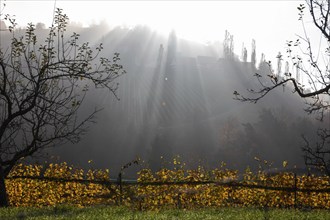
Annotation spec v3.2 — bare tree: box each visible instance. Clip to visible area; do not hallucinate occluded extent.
[0,8,125,207]
[302,128,330,175]
[234,1,330,174]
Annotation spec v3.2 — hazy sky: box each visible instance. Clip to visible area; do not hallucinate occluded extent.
[1,0,320,63]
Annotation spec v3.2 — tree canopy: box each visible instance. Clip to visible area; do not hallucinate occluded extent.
[0,8,125,207]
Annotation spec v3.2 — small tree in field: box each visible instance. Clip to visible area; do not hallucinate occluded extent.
[0,8,125,207]
[234,0,330,175]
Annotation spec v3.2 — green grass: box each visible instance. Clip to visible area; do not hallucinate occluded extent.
[0,205,329,220]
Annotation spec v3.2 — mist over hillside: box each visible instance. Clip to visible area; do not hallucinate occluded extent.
[1,23,321,176]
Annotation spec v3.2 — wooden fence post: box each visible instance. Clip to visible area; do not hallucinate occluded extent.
[294,172,297,208]
[118,172,123,205]
[264,175,269,220]
[177,192,182,209]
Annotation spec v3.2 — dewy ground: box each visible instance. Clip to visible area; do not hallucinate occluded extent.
[1,206,330,220]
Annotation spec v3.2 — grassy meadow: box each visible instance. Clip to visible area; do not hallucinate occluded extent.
[1,205,330,220]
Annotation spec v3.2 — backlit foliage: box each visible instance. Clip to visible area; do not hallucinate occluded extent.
[7,163,118,207]
[5,160,330,210]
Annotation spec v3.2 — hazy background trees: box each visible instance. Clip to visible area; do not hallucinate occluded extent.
[34,24,315,175]
[0,1,324,183]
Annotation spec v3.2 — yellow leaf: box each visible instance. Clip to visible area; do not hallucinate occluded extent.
[283,160,288,168]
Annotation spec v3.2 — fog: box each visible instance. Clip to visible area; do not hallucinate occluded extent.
[0,21,323,177]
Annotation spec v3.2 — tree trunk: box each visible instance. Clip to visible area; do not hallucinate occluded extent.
[0,165,8,207]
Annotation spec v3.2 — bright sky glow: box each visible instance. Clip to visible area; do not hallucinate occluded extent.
[1,0,319,63]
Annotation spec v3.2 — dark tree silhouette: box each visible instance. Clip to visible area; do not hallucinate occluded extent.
[234,1,330,175]
[0,8,125,207]
[148,129,173,171]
